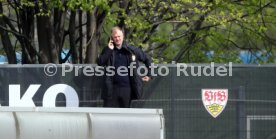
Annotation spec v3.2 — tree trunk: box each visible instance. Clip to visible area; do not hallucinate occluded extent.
[78,10,85,63]
[85,8,107,64]
[37,16,51,63]
[48,13,59,64]
[85,11,97,64]
[37,14,58,64]
[69,11,79,63]
[20,7,37,63]
[54,8,66,63]
[0,3,16,64]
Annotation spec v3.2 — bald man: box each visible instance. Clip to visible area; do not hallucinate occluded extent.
[97,26,152,108]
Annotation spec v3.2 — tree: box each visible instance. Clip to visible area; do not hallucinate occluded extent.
[119,0,276,63]
[0,0,275,64]
[0,0,111,64]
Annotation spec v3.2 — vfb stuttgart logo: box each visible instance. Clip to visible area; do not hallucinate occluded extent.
[202,89,228,118]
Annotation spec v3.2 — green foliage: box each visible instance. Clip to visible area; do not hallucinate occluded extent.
[0,0,275,64]
[66,0,276,63]
[159,0,275,63]
[66,0,94,11]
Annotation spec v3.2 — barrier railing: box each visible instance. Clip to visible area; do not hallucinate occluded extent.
[0,107,164,139]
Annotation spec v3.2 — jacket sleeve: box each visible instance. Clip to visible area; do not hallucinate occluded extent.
[129,45,152,76]
[97,47,113,66]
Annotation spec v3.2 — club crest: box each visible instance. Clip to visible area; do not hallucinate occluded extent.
[202,89,228,118]
[131,55,136,61]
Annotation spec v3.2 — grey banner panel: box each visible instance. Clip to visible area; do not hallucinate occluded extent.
[0,64,276,139]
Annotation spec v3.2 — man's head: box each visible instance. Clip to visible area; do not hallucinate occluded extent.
[111,26,124,48]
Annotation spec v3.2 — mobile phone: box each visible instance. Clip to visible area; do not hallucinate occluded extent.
[110,36,116,46]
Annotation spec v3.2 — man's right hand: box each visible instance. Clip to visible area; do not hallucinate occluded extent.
[108,39,114,50]
[142,76,151,82]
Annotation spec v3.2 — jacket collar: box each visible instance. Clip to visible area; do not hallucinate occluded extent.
[121,41,127,49]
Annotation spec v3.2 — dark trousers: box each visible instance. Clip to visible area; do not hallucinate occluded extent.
[103,86,132,108]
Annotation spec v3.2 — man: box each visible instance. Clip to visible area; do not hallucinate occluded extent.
[97,26,152,108]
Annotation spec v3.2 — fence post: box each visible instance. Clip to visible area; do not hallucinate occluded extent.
[170,65,176,139]
[237,86,246,139]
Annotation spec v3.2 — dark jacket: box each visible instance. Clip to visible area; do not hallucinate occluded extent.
[97,42,152,100]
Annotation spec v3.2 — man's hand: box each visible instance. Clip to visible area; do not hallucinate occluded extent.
[142,76,151,82]
[108,39,114,50]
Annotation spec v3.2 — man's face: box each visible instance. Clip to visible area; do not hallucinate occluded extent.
[111,30,124,47]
